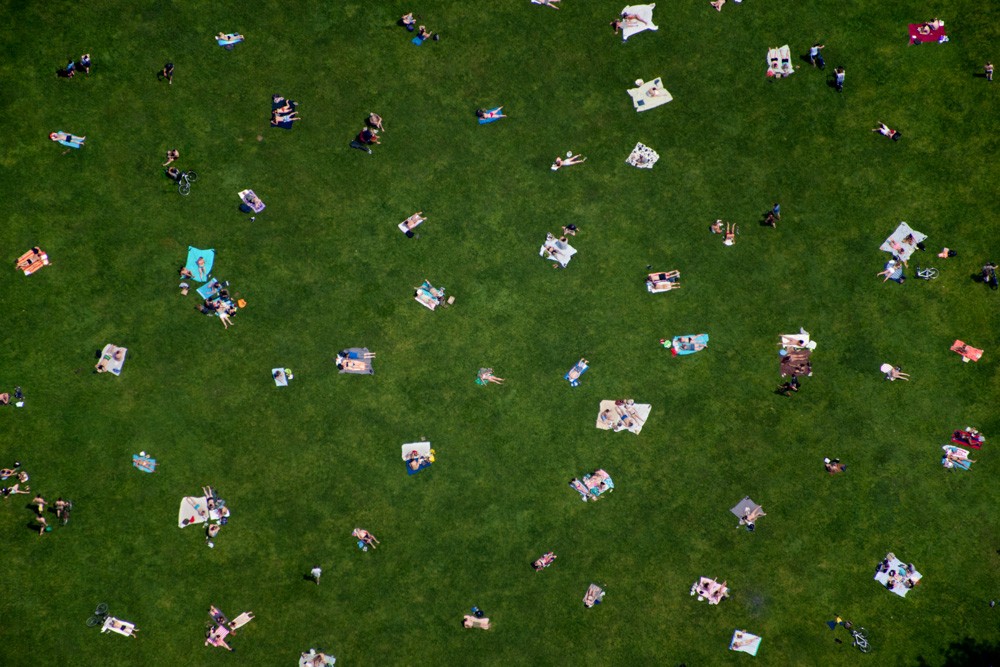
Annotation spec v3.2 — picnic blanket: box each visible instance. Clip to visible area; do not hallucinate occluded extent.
[880,222,927,262]
[730,630,761,656]
[185,247,215,283]
[336,348,374,374]
[583,584,605,608]
[909,23,947,44]
[238,189,265,213]
[691,577,729,604]
[272,368,291,386]
[671,334,709,356]
[595,399,651,434]
[17,248,50,275]
[132,453,156,473]
[951,340,983,362]
[766,45,794,77]
[402,441,433,475]
[780,348,811,376]
[626,142,659,169]
[564,359,589,387]
[300,649,337,667]
[942,445,974,470]
[96,344,127,376]
[730,497,761,520]
[620,4,658,41]
[874,555,922,597]
[540,234,577,267]
[178,495,210,528]
[272,96,295,129]
[627,77,672,111]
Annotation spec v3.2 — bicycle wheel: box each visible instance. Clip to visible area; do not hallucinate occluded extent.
[179,182,191,196]
[185,171,198,183]
[925,268,939,279]
[86,615,101,627]
[95,603,108,615]
[854,630,870,653]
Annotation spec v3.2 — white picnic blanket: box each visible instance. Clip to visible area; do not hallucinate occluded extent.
[595,399,651,434]
[300,650,336,667]
[621,4,658,41]
[178,496,210,528]
[402,441,432,460]
[97,344,128,376]
[874,556,922,597]
[272,368,290,386]
[779,328,817,350]
[540,235,577,267]
[880,222,927,262]
[766,45,794,77]
[628,78,672,111]
[626,142,659,169]
[101,617,137,637]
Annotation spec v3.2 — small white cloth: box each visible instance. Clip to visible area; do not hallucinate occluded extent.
[620,4,658,41]
[628,77,672,111]
[626,142,659,169]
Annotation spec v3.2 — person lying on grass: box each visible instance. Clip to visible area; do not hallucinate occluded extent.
[477,368,505,384]
[872,122,901,141]
[476,106,506,121]
[405,450,432,470]
[739,506,766,528]
[552,154,586,170]
[271,111,301,126]
[723,222,737,246]
[824,457,846,474]
[353,528,379,548]
[916,18,944,35]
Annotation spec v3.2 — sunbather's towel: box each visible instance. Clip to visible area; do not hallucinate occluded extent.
[238,189,265,213]
[583,583,605,607]
[880,222,927,262]
[909,23,948,44]
[217,34,244,46]
[621,5,658,41]
[564,360,589,386]
[178,496,210,528]
[272,368,290,387]
[185,247,215,283]
[730,630,761,656]
[132,454,156,473]
[540,236,577,267]
[18,249,50,275]
[874,556,922,597]
[951,340,983,362]
[478,107,504,124]
[627,77,672,111]
[595,400,651,434]
[402,442,432,460]
[672,334,709,356]
[97,344,128,376]
[626,142,659,169]
[300,650,336,667]
[766,45,794,77]
[197,279,220,300]
[730,497,761,519]
[780,328,815,350]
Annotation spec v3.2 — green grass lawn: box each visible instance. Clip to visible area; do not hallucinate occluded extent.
[1,1,998,665]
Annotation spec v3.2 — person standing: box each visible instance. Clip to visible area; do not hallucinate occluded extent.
[80,53,91,75]
[310,565,322,585]
[985,62,994,82]
[809,43,825,69]
[771,202,781,221]
[834,66,845,92]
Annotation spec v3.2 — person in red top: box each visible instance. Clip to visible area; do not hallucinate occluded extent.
[351,127,380,154]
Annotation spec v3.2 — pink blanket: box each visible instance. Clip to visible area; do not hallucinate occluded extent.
[909,24,947,44]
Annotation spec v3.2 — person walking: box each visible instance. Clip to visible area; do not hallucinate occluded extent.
[809,43,825,69]
[834,66,845,92]
[158,62,174,84]
[310,566,322,585]
[985,62,994,82]
[771,202,781,221]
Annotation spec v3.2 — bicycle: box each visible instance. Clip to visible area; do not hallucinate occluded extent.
[915,267,939,280]
[177,170,199,196]
[86,603,109,628]
[851,626,871,653]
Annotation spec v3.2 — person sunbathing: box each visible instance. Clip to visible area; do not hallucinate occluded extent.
[917,19,944,35]
[0,464,20,479]
[49,132,85,144]
[478,368,505,384]
[400,13,416,30]
[477,106,506,120]
[402,211,426,230]
[646,85,669,98]
[353,528,379,548]
[877,261,904,283]
[532,552,556,570]
[163,149,179,166]
[339,358,370,372]
[824,457,846,474]
[205,627,233,650]
[271,112,301,125]
[417,25,432,40]
[710,220,724,234]
[552,154,586,170]
[216,32,244,42]
[535,0,560,8]
[209,605,228,625]
[675,336,706,352]
[368,112,384,130]
[566,359,588,381]
[95,346,125,373]
[195,256,208,280]
[881,364,910,381]
[2,483,30,497]
[648,270,680,281]
[723,222,737,246]
[732,632,756,649]
[872,122,901,141]
[463,615,491,628]
[16,247,44,270]
[739,507,765,527]
[710,0,726,11]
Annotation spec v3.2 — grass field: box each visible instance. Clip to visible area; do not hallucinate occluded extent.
[1,1,999,665]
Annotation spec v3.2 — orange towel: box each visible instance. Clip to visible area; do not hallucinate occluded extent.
[951,340,983,362]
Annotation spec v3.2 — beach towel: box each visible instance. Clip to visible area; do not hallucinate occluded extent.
[238,189,265,213]
[627,77,672,111]
[17,248,50,275]
[54,132,84,149]
[96,344,127,376]
[730,630,761,656]
[229,612,255,630]
[942,445,973,470]
[132,453,156,473]
[178,496,210,527]
[402,442,433,475]
[670,334,709,356]
[564,359,589,387]
[909,23,948,44]
[411,36,425,45]
[336,348,374,374]
[880,222,927,262]
[272,368,290,386]
[620,4,658,41]
[185,247,215,283]
[595,399,651,434]
[197,279,221,300]
[216,34,244,47]
[874,555,922,597]
[951,340,983,363]
[101,617,137,637]
[626,142,659,169]
[540,234,577,267]
[583,584,605,608]
[766,45,794,77]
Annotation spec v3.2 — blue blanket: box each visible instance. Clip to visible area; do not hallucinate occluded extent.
[185,247,215,283]
[672,334,709,356]
[406,459,432,476]
[564,360,589,387]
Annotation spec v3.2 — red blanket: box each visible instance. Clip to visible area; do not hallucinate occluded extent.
[909,24,947,44]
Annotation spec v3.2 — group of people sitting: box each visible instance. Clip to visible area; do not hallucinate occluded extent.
[710,220,738,246]
[404,448,434,472]
[205,605,254,651]
[569,469,614,501]
[690,577,730,604]
[335,349,375,374]
[941,445,976,470]
[414,280,447,310]
[952,427,984,449]
[1,462,31,499]
[400,12,439,42]
[351,113,384,153]
[271,94,301,127]
[646,270,681,292]
[876,554,920,590]
[597,399,645,433]
[95,345,126,373]
[56,53,91,78]
[194,279,239,328]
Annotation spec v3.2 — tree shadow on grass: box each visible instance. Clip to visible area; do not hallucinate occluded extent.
[917,638,1000,666]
